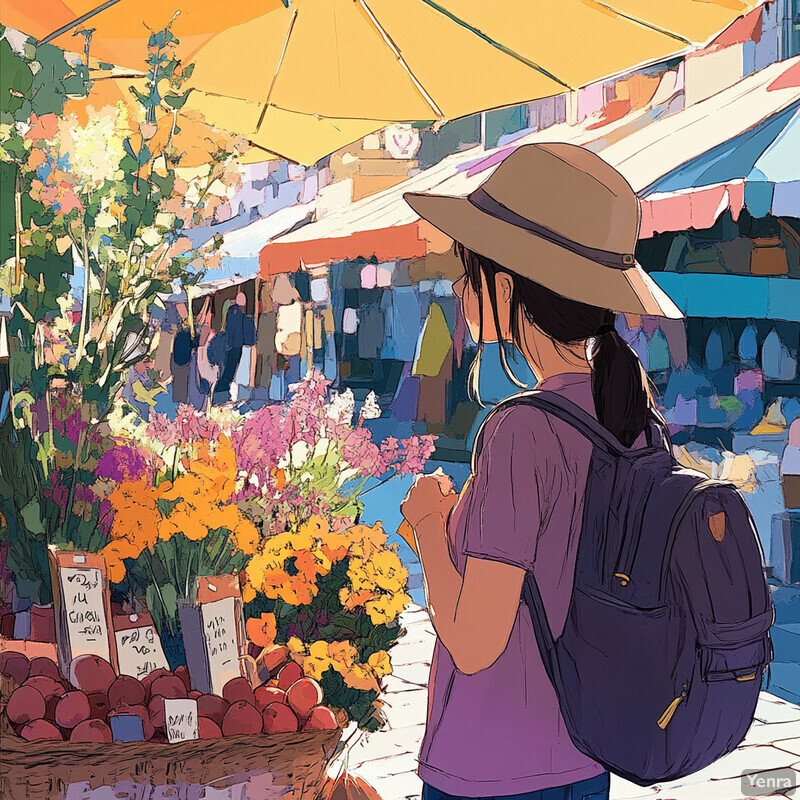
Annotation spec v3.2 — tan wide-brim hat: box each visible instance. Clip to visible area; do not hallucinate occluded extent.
[404,142,684,319]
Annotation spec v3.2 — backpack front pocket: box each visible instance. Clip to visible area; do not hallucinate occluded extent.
[698,632,773,682]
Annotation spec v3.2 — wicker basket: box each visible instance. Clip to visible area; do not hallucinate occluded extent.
[0,675,343,800]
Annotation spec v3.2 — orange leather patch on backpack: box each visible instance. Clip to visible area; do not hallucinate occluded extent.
[709,512,726,542]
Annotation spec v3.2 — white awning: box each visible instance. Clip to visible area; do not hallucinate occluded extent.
[262,56,800,268]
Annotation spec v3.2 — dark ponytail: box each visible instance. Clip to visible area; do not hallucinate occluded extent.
[455,243,659,448]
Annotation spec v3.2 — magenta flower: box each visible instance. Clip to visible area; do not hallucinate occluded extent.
[96,440,151,482]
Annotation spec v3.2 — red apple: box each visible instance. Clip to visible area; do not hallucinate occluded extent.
[44,693,61,721]
[148,694,166,729]
[276,661,303,691]
[28,656,61,681]
[223,677,255,706]
[286,678,323,721]
[6,685,46,725]
[221,700,262,736]
[19,719,63,741]
[262,702,299,734]
[0,652,30,685]
[174,665,192,692]
[150,673,187,700]
[302,706,338,731]
[87,692,111,720]
[108,675,146,708]
[23,675,64,703]
[199,716,223,739]
[255,686,286,711]
[70,718,112,743]
[197,693,229,726]
[55,691,91,729]
[69,655,115,694]
[142,667,170,697]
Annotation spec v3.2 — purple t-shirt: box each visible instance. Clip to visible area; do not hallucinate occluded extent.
[417,371,646,796]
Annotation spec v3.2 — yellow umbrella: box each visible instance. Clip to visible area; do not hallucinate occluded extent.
[188,91,385,167]
[183,0,762,164]
[3,0,763,164]
[0,0,284,69]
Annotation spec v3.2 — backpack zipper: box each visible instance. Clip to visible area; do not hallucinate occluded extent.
[657,682,689,729]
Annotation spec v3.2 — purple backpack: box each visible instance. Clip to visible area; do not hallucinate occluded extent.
[495,389,775,786]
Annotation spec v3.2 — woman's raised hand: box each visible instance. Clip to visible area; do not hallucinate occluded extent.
[400,467,458,531]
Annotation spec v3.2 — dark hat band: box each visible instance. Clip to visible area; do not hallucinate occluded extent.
[467,187,635,271]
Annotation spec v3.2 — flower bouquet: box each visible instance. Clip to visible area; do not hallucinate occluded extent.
[99,371,435,730]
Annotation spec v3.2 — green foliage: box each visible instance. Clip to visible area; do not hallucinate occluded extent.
[319,667,381,729]
[0,21,244,604]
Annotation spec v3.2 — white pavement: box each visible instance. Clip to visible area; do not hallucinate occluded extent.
[342,604,800,800]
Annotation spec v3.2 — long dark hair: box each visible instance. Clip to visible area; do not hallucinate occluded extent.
[456,242,661,448]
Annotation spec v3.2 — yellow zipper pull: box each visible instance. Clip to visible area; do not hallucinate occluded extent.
[657,692,686,729]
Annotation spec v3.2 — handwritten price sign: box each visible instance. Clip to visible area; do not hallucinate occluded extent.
[50,550,118,675]
[164,698,199,743]
[202,597,241,696]
[114,613,169,680]
[59,566,111,663]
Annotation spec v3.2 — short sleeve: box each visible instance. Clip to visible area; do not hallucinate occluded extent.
[460,405,545,571]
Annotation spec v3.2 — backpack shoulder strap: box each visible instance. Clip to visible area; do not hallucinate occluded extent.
[509,389,628,456]
[469,387,627,476]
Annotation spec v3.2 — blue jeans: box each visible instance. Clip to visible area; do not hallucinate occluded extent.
[421,771,610,800]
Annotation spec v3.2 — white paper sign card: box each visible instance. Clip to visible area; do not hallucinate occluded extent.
[164,698,199,743]
[114,613,170,680]
[202,596,242,697]
[50,549,117,676]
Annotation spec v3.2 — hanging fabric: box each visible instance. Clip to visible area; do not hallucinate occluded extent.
[738,321,759,363]
[762,328,797,381]
[705,327,724,372]
[648,329,671,372]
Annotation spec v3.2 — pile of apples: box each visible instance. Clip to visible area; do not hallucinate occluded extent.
[1,650,338,743]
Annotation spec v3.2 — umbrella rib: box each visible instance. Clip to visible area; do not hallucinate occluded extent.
[255,8,299,134]
[357,0,445,119]
[585,0,693,46]
[38,0,123,45]
[415,0,572,91]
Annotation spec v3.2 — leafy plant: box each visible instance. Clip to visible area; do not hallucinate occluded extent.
[0,21,248,604]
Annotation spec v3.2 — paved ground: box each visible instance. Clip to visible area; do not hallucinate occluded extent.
[342,604,800,800]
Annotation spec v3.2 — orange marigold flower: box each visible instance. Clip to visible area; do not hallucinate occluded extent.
[246,612,277,648]
[101,538,141,584]
[232,519,259,556]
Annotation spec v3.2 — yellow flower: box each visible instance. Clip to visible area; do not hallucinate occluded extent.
[346,557,377,594]
[302,641,327,663]
[368,650,392,678]
[339,587,376,611]
[327,641,359,669]
[303,655,334,681]
[299,515,329,539]
[365,591,412,625]
[245,550,270,589]
[241,582,256,603]
[287,637,306,656]
[288,640,333,681]
[343,663,380,692]
[346,523,388,560]
[367,550,408,594]
[319,529,351,563]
